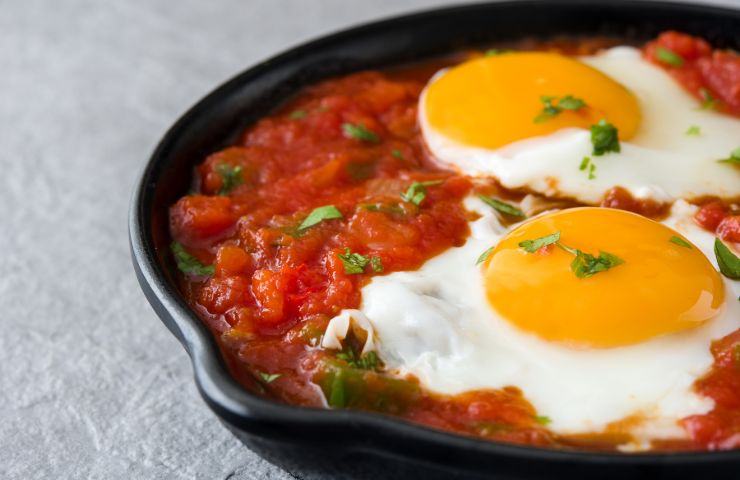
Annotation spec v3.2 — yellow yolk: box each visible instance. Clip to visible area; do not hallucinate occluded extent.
[424,52,641,149]
[483,208,724,348]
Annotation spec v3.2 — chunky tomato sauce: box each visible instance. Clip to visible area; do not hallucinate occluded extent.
[169,34,740,451]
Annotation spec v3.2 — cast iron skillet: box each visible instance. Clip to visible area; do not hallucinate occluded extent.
[129,1,740,478]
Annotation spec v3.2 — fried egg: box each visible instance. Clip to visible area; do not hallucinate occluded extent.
[323,201,739,447]
[420,47,740,203]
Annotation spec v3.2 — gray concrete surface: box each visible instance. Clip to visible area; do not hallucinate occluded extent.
[1,0,736,479]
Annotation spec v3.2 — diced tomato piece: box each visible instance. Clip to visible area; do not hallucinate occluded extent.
[199,275,250,315]
[717,215,740,243]
[170,195,238,245]
[694,201,728,231]
[215,245,253,277]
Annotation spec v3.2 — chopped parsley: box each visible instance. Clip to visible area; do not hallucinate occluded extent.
[518,231,625,278]
[401,180,443,206]
[476,246,495,265]
[370,256,384,273]
[534,415,551,426]
[478,195,525,218]
[342,123,380,143]
[718,147,740,166]
[518,231,561,253]
[289,109,307,120]
[669,236,692,249]
[715,238,740,280]
[337,349,380,371]
[590,120,620,156]
[579,156,596,179]
[337,248,383,275]
[298,205,343,231]
[258,372,282,383]
[655,47,684,67]
[534,94,587,123]
[570,250,624,278]
[685,125,701,136]
[484,48,511,56]
[170,242,215,276]
[215,164,244,195]
[391,149,404,160]
[699,88,718,111]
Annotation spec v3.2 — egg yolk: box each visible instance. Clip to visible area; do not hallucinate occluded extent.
[424,52,641,149]
[483,208,724,348]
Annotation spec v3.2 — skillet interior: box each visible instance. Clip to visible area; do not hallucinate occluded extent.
[129,1,740,478]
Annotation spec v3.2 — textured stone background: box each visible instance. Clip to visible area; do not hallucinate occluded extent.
[1,0,735,479]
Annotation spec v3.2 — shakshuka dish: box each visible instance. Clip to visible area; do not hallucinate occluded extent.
[169,32,740,452]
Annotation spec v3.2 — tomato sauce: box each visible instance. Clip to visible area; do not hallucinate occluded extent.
[169,34,740,451]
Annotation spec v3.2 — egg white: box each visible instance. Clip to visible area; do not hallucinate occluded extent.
[324,200,739,447]
[420,47,740,204]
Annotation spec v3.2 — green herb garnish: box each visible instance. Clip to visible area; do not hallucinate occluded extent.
[518,231,625,278]
[534,95,587,123]
[685,125,701,136]
[478,195,525,218]
[289,109,307,119]
[171,242,215,276]
[337,349,381,371]
[298,205,343,231]
[337,248,382,275]
[328,369,346,407]
[342,123,380,143]
[669,236,692,249]
[391,149,404,160]
[570,250,624,278]
[518,231,561,253]
[655,47,684,67]
[476,246,495,265]
[215,163,244,195]
[718,147,740,166]
[534,415,551,426]
[580,157,596,179]
[699,88,718,111]
[401,180,443,206]
[715,238,740,279]
[258,372,282,383]
[590,119,620,156]
[484,48,511,56]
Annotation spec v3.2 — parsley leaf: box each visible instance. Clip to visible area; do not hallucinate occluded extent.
[655,47,684,67]
[370,256,384,273]
[171,242,215,276]
[534,415,551,426]
[338,248,370,274]
[588,163,596,180]
[476,246,495,265]
[685,125,701,136]
[669,236,692,249]
[289,109,307,119]
[579,156,590,171]
[391,149,404,160]
[401,180,443,206]
[478,195,525,218]
[484,48,511,56]
[258,372,282,383]
[590,119,620,156]
[534,95,587,123]
[215,164,244,195]
[298,205,343,231]
[580,157,596,179]
[519,231,561,253]
[342,123,380,143]
[715,238,740,279]
[570,250,624,278]
[337,248,382,275]
[518,232,625,278]
[699,88,718,111]
[718,147,740,166]
[337,349,381,371]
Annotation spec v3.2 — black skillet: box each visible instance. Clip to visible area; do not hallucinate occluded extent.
[129,1,740,478]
